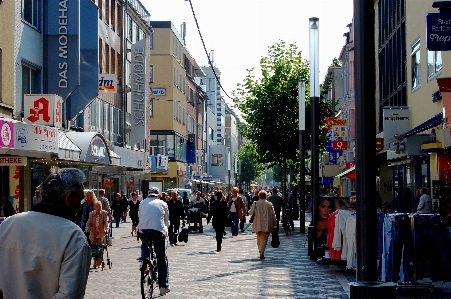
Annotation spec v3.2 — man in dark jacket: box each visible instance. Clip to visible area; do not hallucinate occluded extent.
[207,191,229,252]
[268,188,284,231]
[168,191,185,246]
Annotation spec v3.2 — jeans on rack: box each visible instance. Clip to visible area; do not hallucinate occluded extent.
[377,212,385,279]
[391,214,413,283]
[382,215,393,282]
[414,214,451,282]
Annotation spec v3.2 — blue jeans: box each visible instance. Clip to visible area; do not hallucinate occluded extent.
[138,229,169,288]
[230,212,238,235]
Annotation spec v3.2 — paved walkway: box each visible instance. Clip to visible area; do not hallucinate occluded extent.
[85,214,350,299]
[84,214,451,299]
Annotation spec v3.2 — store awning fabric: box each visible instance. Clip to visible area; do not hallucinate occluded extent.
[398,112,443,140]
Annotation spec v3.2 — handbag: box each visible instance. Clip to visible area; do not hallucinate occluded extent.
[225,214,233,227]
[178,223,189,243]
[271,231,280,248]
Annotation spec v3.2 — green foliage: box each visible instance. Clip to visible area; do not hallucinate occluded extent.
[237,142,265,186]
[233,40,338,185]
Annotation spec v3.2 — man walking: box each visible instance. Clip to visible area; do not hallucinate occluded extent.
[98,189,112,222]
[268,188,284,231]
[0,168,91,298]
[227,187,247,236]
[168,191,185,246]
[137,187,171,296]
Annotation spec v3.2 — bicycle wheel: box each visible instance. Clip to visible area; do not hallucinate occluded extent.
[141,262,155,299]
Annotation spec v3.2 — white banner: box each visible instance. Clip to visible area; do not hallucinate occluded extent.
[15,123,59,153]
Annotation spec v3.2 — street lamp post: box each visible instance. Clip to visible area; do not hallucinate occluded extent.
[308,17,320,259]
[298,80,306,234]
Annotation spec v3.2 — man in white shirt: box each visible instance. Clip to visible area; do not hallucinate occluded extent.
[137,187,170,296]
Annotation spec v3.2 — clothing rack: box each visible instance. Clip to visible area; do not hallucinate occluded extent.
[396,213,434,292]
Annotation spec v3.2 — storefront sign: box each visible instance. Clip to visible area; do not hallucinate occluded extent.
[98,73,117,93]
[15,123,59,153]
[426,12,451,51]
[151,89,166,96]
[43,0,98,120]
[24,94,62,128]
[332,119,347,137]
[0,156,27,166]
[376,138,384,150]
[129,38,147,148]
[0,120,14,148]
[383,108,410,150]
[86,135,109,164]
[331,140,348,150]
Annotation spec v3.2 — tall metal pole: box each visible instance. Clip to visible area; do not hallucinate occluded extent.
[309,17,319,257]
[298,80,306,233]
[349,2,395,297]
[354,0,376,282]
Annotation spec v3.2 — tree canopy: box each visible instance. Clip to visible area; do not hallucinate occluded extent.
[234,40,337,192]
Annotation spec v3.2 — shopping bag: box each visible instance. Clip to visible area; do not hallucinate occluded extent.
[178,227,189,243]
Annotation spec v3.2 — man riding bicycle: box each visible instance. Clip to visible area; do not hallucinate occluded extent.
[137,187,170,296]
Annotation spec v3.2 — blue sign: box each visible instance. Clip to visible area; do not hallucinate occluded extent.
[43,0,98,120]
[328,152,337,164]
[426,12,451,51]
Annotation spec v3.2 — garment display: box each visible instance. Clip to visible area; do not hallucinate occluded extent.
[321,209,356,270]
[379,212,451,285]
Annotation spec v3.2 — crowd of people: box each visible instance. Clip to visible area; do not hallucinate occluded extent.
[0,171,299,298]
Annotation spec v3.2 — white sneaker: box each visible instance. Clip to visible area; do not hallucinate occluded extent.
[159,287,170,295]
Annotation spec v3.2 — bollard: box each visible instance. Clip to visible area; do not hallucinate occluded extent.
[349,282,396,299]
[307,226,315,258]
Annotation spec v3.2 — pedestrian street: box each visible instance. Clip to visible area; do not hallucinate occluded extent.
[84,215,350,299]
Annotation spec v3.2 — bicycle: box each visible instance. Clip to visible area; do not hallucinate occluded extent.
[138,236,158,299]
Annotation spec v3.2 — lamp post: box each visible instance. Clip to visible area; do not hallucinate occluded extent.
[298,80,306,233]
[308,17,319,259]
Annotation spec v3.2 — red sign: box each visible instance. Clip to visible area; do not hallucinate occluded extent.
[346,162,355,168]
[24,94,62,128]
[331,141,348,150]
[376,138,384,150]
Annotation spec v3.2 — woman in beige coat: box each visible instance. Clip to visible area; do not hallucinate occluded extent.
[248,190,277,259]
[85,201,109,268]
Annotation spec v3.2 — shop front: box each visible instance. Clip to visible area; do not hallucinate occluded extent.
[0,118,60,212]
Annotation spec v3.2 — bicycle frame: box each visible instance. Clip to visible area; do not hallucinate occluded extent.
[140,237,158,299]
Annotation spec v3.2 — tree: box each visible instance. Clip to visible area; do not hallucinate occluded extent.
[237,142,264,189]
[234,40,337,198]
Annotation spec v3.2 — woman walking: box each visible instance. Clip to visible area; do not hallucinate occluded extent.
[128,192,140,236]
[85,201,108,268]
[207,191,229,252]
[248,190,277,259]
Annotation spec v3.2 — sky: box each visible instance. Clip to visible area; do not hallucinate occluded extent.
[141,0,354,109]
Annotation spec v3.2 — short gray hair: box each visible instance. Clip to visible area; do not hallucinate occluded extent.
[39,168,85,206]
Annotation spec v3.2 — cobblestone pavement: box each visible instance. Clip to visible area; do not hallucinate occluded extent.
[84,214,451,299]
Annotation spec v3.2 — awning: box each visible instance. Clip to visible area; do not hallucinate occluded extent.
[335,166,355,178]
[398,112,443,140]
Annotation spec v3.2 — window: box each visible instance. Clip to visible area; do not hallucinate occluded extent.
[211,154,223,166]
[22,63,38,99]
[22,0,40,29]
[411,40,421,90]
[208,127,214,141]
[149,65,154,83]
[427,50,442,79]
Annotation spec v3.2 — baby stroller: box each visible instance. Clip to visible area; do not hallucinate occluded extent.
[282,210,292,236]
[90,235,112,270]
[187,206,204,233]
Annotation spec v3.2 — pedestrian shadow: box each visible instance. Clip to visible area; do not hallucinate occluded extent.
[197,251,217,255]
